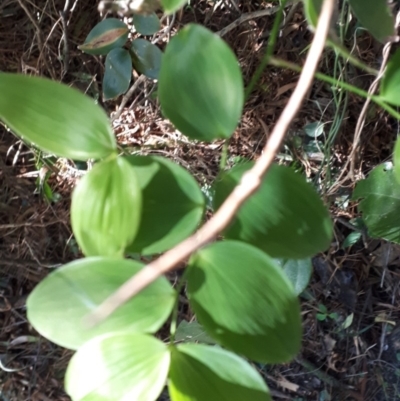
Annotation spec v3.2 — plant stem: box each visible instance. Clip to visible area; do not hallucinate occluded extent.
[244,0,289,100]
[270,57,400,120]
[169,270,188,343]
[219,141,229,171]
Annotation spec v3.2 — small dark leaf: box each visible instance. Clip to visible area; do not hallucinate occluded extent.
[78,18,129,55]
[175,321,217,345]
[131,39,162,79]
[133,13,160,35]
[103,48,132,100]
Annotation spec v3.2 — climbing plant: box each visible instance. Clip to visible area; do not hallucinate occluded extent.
[1,0,399,400]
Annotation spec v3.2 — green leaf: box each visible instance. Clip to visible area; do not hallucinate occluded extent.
[131,39,163,79]
[381,49,400,106]
[71,157,142,257]
[304,121,324,138]
[103,48,132,100]
[175,321,217,345]
[0,73,116,160]
[133,13,160,35]
[395,138,400,179]
[65,333,170,401]
[159,24,244,141]
[27,257,175,350]
[169,344,271,401]
[125,155,204,255]
[78,18,129,55]
[187,241,301,363]
[342,231,362,249]
[353,162,400,243]
[277,258,312,296]
[348,0,395,43]
[161,0,187,14]
[302,0,323,29]
[214,162,333,259]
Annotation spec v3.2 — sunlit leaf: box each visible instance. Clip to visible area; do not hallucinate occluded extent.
[276,258,312,295]
[159,24,243,141]
[103,48,132,100]
[187,241,302,363]
[27,257,175,350]
[66,333,170,401]
[175,321,216,345]
[348,0,394,43]
[133,13,160,35]
[381,49,400,106]
[125,155,204,255]
[78,18,129,55]
[353,162,400,243]
[161,0,187,14]
[0,73,116,160]
[169,344,271,401]
[214,162,333,259]
[131,39,162,79]
[302,0,323,29]
[71,157,142,257]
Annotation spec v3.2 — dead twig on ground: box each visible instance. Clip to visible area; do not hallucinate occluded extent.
[87,0,336,326]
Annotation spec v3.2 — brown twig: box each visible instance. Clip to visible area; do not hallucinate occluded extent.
[87,0,336,326]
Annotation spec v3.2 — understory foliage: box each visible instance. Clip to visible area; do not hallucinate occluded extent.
[1,0,400,400]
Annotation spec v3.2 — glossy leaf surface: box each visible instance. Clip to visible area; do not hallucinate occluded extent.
[276,258,312,295]
[0,73,116,160]
[349,0,394,43]
[131,39,162,79]
[78,18,129,55]
[381,49,400,106]
[214,162,333,259]
[169,344,271,401]
[27,258,175,350]
[66,333,170,401]
[353,163,400,243]
[187,241,302,363]
[125,155,204,255]
[159,24,243,141]
[71,157,142,257]
[133,13,160,35]
[103,48,132,100]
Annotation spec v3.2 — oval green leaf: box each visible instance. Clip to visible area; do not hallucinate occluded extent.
[353,162,400,243]
[187,241,302,363]
[66,333,170,401]
[125,155,204,255]
[159,24,244,141]
[175,320,216,345]
[276,258,312,296]
[71,157,142,257]
[103,48,132,100]
[213,162,333,259]
[161,0,187,14]
[78,18,129,55]
[0,73,116,160]
[380,49,400,106]
[131,39,163,79]
[169,344,271,401]
[349,0,395,43]
[302,0,323,29]
[133,13,160,35]
[27,258,175,350]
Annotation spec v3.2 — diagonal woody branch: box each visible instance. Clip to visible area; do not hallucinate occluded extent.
[88,0,335,326]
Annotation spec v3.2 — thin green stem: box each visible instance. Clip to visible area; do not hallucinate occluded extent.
[244,0,288,99]
[169,270,188,343]
[219,140,229,171]
[270,57,400,120]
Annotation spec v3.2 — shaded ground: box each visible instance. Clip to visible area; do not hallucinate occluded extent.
[1,0,400,400]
